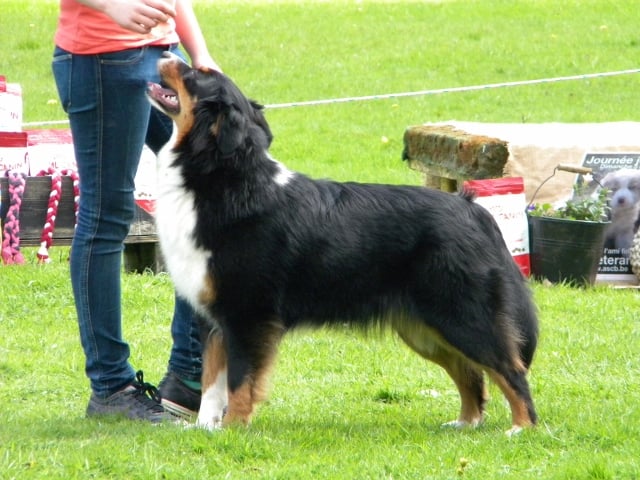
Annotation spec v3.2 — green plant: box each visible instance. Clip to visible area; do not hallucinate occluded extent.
[528,184,610,222]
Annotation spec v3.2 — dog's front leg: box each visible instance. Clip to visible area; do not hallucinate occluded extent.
[197,330,228,430]
[221,318,284,427]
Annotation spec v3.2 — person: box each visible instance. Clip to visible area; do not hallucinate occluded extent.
[51,0,222,422]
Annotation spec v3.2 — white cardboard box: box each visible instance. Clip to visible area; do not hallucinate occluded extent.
[0,76,23,132]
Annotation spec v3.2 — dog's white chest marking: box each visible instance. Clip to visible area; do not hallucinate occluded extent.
[155,132,212,315]
[269,153,294,186]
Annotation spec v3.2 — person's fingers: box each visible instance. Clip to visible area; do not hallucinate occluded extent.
[145,0,176,18]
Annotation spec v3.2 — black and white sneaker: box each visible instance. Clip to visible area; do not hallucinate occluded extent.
[158,371,201,422]
[86,370,169,423]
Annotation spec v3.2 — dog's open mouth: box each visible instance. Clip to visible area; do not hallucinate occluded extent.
[148,82,179,114]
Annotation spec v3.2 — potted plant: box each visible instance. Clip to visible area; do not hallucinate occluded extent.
[527,167,610,287]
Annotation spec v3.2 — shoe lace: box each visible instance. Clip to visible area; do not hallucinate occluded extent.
[133,370,162,405]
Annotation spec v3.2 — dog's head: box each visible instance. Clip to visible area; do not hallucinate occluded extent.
[601,168,640,213]
[147,52,272,157]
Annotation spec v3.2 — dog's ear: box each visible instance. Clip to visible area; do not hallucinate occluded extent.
[189,96,245,157]
[212,106,246,157]
[249,100,273,148]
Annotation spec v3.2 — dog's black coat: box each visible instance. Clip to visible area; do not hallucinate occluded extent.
[150,53,538,430]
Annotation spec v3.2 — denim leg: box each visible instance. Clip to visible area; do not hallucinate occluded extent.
[165,295,204,382]
[53,45,204,396]
[51,45,190,397]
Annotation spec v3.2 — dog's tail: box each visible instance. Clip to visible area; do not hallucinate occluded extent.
[486,267,538,370]
[458,187,477,203]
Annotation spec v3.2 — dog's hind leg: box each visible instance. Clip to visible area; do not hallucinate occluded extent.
[485,367,537,436]
[197,329,228,430]
[436,322,537,434]
[395,325,487,428]
[222,318,285,427]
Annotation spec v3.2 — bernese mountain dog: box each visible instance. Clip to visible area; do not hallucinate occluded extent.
[147,52,538,435]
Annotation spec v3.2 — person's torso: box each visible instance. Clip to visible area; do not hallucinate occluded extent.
[54,0,179,54]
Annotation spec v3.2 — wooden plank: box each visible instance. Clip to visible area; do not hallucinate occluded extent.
[0,176,157,246]
[403,125,509,187]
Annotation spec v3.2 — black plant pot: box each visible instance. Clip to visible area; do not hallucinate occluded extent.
[527,215,609,286]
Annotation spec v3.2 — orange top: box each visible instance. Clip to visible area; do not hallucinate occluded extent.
[54,0,179,54]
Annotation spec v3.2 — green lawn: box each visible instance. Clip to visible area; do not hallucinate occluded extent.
[1,256,639,479]
[1,0,640,478]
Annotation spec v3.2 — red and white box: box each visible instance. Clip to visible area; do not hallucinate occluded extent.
[25,128,158,216]
[26,129,77,174]
[0,76,23,132]
[464,177,531,277]
[134,145,158,216]
[0,131,28,175]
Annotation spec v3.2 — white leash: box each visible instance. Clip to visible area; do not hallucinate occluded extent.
[265,68,640,109]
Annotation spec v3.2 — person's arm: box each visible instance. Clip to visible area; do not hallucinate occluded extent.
[174,0,222,72]
[75,0,176,34]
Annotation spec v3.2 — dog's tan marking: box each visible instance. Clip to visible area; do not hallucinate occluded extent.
[223,319,284,426]
[202,330,226,389]
[157,59,197,146]
[394,321,487,426]
[198,273,217,306]
[394,317,534,432]
[223,382,255,426]
[197,330,228,429]
[442,358,487,426]
[486,369,534,431]
[211,114,223,138]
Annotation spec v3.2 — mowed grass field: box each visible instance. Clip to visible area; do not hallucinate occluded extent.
[1,1,640,479]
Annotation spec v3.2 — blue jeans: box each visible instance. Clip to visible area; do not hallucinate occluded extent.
[52,45,202,398]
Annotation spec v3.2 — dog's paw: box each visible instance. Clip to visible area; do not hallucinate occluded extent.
[195,414,224,431]
[441,418,482,430]
[505,425,524,437]
[196,405,227,431]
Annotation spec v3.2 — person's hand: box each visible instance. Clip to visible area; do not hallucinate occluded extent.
[102,0,177,34]
[191,53,223,74]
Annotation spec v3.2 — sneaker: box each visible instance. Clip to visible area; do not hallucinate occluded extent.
[86,370,169,423]
[158,371,201,422]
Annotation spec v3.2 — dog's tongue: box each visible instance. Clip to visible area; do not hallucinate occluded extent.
[147,82,179,111]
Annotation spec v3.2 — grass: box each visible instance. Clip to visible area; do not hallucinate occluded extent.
[1,0,640,478]
[1,254,640,479]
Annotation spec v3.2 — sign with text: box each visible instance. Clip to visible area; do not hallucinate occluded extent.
[582,153,640,284]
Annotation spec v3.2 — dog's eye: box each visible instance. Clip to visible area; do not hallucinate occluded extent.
[629,180,640,190]
[183,70,200,89]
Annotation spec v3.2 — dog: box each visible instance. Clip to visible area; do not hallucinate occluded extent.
[147,52,538,435]
[601,168,640,251]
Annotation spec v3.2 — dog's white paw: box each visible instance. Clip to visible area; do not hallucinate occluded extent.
[505,425,524,437]
[196,413,224,431]
[441,418,482,430]
[195,403,228,431]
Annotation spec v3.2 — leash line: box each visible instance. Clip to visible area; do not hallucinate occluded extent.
[22,67,640,127]
[264,68,640,109]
